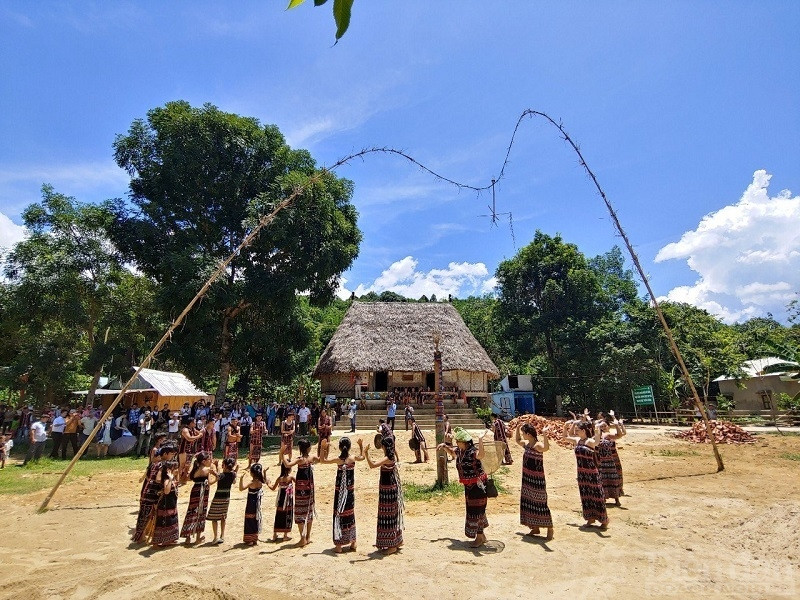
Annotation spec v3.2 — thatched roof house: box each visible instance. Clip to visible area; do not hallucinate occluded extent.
[313,302,500,398]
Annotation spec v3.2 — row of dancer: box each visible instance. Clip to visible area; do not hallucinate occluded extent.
[133,415,625,553]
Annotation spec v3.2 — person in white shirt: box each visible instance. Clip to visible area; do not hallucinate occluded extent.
[168,413,181,440]
[137,411,154,457]
[1,434,12,468]
[23,414,50,465]
[297,403,311,436]
[49,410,67,459]
[96,417,113,458]
[79,413,98,446]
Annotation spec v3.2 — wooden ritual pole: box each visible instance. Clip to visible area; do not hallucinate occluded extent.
[433,332,448,486]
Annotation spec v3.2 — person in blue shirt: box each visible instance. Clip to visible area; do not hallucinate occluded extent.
[386,397,397,430]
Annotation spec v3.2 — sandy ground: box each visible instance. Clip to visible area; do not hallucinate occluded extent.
[0,425,798,600]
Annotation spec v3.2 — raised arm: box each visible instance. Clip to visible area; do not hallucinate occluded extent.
[436,442,456,459]
[238,472,249,491]
[536,430,550,453]
[513,423,526,448]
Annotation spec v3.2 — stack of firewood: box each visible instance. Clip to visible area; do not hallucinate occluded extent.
[673,420,756,444]
[508,414,572,448]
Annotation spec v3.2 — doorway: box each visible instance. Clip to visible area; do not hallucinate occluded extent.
[375,371,388,392]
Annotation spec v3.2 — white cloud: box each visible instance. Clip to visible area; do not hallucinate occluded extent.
[655,170,800,323]
[0,161,129,189]
[0,211,27,255]
[343,256,495,300]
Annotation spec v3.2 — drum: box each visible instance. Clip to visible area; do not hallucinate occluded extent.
[409,437,420,451]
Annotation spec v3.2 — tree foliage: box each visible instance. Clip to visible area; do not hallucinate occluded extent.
[110,101,361,401]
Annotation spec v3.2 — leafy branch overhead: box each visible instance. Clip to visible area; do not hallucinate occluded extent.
[287,0,354,42]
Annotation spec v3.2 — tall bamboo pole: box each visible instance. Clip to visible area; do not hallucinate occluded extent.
[519,111,724,471]
[38,190,304,512]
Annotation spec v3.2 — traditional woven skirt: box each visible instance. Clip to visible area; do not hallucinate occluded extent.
[180,479,209,537]
[595,439,622,500]
[333,463,356,546]
[152,488,179,546]
[249,442,263,463]
[463,484,489,539]
[133,463,162,542]
[243,488,263,543]
[294,465,315,528]
[520,445,553,529]
[224,441,238,461]
[376,464,403,549]
[273,483,294,533]
[207,489,231,522]
[575,442,608,524]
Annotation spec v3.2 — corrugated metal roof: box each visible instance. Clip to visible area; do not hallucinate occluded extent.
[134,367,207,397]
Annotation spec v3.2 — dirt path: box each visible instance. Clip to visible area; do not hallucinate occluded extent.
[0,427,797,600]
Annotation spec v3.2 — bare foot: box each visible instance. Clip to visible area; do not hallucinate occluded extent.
[545,528,554,540]
[382,547,398,555]
[334,546,343,554]
[349,542,357,552]
[599,522,609,531]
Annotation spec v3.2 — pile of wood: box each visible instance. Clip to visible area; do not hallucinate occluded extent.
[508,414,572,448]
[673,420,756,444]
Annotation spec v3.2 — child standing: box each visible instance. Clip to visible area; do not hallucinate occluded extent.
[0,434,12,468]
[207,457,238,544]
[270,463,295,542]
[240,463,267,545]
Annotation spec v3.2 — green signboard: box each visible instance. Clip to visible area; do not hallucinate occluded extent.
[632,385,656,407]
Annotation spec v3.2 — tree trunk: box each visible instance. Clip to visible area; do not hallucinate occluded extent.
[215,314,234,403]
[86,368,103,408]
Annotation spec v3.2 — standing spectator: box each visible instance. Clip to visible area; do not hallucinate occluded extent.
[63,409,81,458]
[240,412,252,448]
[354,373,362,400]
[267,402,277,435]
[49,409,67,459]
[386,398,397,431]
[79,410,98,447]
[168,412,181,440]
[1,434,12,468]
[95,416,113,458]
[297,402,311,436]
[137,410,155,457]
[348,400,357,433]
[128,403,141,438]
[23,413,50,465]
[158,403,171,432]
[180,402,191,418]
[404,404,414,431]
[218,411,231,451]
[491,413,513,465]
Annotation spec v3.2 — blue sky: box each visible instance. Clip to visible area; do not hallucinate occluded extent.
[1,1,798,323]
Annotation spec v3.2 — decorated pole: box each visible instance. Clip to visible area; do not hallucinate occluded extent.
[433,332,448,486]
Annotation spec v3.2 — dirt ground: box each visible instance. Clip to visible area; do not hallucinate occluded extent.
[0,425,798,600]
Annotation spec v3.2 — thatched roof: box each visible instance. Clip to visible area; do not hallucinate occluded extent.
[313,302,500,377]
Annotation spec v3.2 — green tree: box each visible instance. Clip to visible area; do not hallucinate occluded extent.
[494,231,605,412]
[111,101,361,401]
[3,187,128,404]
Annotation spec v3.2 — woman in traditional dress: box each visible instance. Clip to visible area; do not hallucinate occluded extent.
[248,413,267,467]
[319,437,365,553]
[364,436,403,555]
[564,420,609,529]
[280,411,296,463]
[438,427,490,548]
[269,463,295,542]
[491,414,513,465]
[409,418,429,463]
[178,418,203,482]
[132,443,176,543]
[316,408,332,460]
[240,462,268,545]
[595,415,626,506]
[207,457,238,544]
[225,417,241,461]
[513,423,554,540]
[152,459,180,547]
[284,439,316,546]
[180,451,217,544]
[200,417,217,454]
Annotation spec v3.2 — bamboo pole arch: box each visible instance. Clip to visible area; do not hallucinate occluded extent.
[39,109,724,512]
